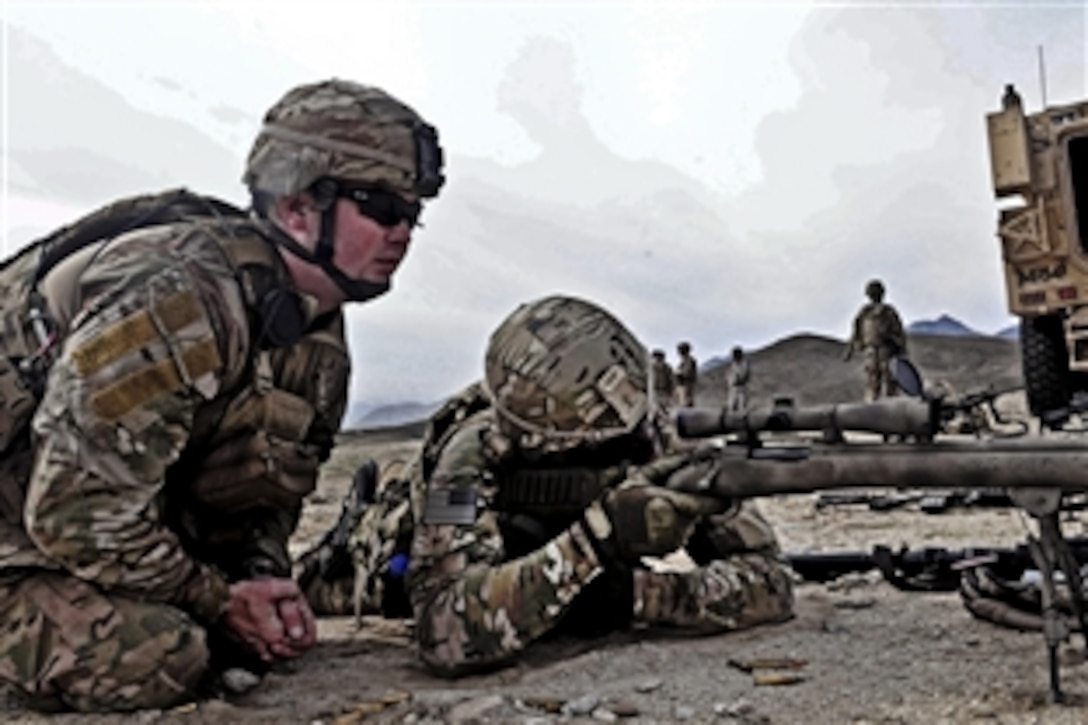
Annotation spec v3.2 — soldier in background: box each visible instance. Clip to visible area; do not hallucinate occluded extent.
[651,348,676,410]
[844,279,907,402]
[299,295,794,676]
[675,341,698,407]
[0,79,444,712]
[727,346,751,412]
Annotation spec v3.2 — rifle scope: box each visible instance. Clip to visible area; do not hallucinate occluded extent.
[675,397,940,439]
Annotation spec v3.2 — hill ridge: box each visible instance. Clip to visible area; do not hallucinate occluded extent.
[346,331,1023,430]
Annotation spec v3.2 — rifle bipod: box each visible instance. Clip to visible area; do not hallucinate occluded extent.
[1009,488,1088,704]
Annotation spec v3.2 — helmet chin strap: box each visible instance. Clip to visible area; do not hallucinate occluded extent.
[261,206,391,303]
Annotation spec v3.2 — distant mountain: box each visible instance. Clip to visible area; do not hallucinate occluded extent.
[700,356,729,372]
[349,401,443,430]
[996,324,1020,340]
[347,331,1025,434]
[697,331,1022,410]
[907,314,981,337]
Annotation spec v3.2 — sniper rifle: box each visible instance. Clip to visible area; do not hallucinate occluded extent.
[670,359,1088,703]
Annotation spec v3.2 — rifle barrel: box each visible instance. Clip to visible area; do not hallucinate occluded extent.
[785,551,878,582]
[673,439,1088,498]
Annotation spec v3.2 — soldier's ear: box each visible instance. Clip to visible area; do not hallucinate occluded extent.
[272,193,320,237]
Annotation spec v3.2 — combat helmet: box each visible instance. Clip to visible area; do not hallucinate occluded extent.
[244,78,444,200]
[244,79,445,303]
[865,278,885,301]
[484,295,649,451]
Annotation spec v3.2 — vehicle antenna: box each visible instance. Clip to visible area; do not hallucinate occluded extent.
[1037,45,1048,108]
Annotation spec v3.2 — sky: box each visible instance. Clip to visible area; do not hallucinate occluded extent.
[2,0,1087,413]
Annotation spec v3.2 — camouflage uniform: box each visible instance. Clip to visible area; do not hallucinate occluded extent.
[675,343,698,408]
[650,350,675,410]
[0,79,444,712]
[727,348,751,413]
[303,298,793,677]
[406,407,791,675]
[846,280,907,402]
[0,210,348,712]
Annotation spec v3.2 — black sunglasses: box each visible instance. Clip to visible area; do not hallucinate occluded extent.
[339,185,423,229]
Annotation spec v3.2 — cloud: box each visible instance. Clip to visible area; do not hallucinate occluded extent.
[6,5,1084,407]
[721,5,1085,339]
[6,26,241,205]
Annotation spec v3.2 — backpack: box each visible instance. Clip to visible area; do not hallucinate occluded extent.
[0,189,251,456]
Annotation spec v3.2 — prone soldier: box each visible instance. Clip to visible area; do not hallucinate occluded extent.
[300,295,793,675]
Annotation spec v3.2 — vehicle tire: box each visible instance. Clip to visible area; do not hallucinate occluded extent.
[1020,314,1071,420]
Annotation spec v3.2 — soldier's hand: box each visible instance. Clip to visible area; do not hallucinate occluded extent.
[224,578,317,662]
[583,483,730,561]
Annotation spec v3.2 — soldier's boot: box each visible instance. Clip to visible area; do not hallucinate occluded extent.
[297,459,379,615]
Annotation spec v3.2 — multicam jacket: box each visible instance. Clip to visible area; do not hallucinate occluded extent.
[849,302,907,356]
[676,353,697,387]
[651,357,676,402]
[0,195,349,625]
[389,385,791,676]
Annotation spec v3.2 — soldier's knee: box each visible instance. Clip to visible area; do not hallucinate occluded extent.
[153,623,210,705]
[0,573,211,712]
[59,605,210,712]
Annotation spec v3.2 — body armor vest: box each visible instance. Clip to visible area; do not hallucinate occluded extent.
[0,189,350,578]
[414,385,628,557]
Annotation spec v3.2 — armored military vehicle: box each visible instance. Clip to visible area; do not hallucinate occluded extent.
[987,84,1088,423]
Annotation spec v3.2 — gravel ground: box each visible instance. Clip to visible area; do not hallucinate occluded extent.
[6,426,1088,724]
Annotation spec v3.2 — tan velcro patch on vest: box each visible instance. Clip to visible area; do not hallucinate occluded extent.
[90,337,221,421]
[70,291,204,376]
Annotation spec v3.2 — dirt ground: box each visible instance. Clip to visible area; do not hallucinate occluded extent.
[9,415,1088,724]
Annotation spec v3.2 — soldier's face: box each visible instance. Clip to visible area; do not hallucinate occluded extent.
[331,193,416,285]
[275,187,420,311]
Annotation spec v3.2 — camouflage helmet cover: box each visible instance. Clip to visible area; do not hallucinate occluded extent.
[244,78,445,199]
[484,295,649,450]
